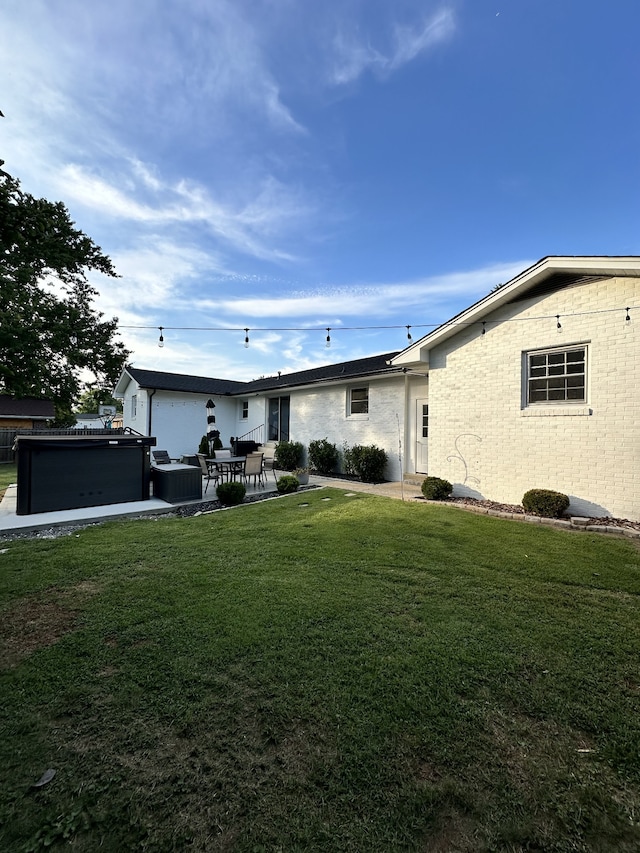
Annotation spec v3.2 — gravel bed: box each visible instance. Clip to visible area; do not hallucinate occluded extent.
[442,496,640,532]
[0,486,320,542]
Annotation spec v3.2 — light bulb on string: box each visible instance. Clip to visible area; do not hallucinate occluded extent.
[244,328,250,348]
[406,325,412,342]
[325,328,331,348]
[158,327,164,348]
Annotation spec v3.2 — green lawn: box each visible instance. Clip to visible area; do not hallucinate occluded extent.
[0,462,17,499]
[1,489,640,852]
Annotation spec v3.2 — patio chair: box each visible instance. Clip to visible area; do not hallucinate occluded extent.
[261,453,277,482]
[243,452,264,487]
[152,450,178,465]
[196,453,220,495]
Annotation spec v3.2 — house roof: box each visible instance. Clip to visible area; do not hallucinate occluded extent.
[115,366,248,396]
[114,352,403,399]
[240,351,402,393]
[0,395,55,419]
[392,256,640,367]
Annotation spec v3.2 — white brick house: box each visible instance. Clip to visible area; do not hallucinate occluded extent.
[392,256,640,520]
[114,354,414,481]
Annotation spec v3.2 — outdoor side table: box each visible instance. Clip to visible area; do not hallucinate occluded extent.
[152,463,202,502]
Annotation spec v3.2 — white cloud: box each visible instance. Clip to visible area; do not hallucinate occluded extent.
[390,9,456,70]
[200,261,530,321]
[330,6,456,85]
[55,162,308,262]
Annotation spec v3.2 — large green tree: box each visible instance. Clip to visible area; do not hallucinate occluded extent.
[0,160,129,424]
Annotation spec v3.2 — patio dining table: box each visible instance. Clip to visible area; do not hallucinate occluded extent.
[207,456,246,482]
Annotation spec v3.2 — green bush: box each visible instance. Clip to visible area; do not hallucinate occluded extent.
[522,488,570,518]
[341,442,357,476]
[421,477,453,500]
[274,441,304,471]
[350,444,387,483]
[276,474,299,494]
[216,481,246,506]
[308,438,338,475]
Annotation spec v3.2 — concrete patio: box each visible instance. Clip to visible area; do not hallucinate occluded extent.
[0,473,424,536]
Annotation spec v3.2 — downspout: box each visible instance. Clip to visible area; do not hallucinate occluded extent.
[147,389,156,437]
[403,371,410,478]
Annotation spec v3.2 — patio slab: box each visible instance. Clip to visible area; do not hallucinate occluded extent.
[0,474,424,536]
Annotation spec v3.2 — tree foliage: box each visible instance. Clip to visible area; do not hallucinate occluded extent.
[0,160,129,424]
[74,388,122,415]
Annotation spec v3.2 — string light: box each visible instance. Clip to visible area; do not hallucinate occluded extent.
[325,327,331,348]
[119,305,640,343]
[481,321,486,336]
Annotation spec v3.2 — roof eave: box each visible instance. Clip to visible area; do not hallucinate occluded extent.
[391,255,640,366]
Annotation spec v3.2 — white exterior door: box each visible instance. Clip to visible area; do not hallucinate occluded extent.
[416,399,429,474]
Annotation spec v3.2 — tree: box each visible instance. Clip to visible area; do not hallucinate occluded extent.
[74,387,122,415]
[0,160,130,424]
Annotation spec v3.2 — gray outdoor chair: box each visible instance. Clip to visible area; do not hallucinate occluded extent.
[196,453,220,494]
[152,450,178,465]
[243,452,264,487]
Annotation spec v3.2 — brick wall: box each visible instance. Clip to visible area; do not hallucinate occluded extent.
[428,276,640,520]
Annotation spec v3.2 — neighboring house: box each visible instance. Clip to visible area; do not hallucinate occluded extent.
[0,395,55,428]
[72,413,107,429]
[392,256,640,521]
[113,353,421,481]
[71,412,123,429]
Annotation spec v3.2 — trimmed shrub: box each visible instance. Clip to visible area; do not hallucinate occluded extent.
[276,474,299,494]
[341,442,357,476]
[421,477,453,501]
[350,444,387,483]
[308,438,338,475]
[216,481,246,506]
[522,488,570,518]
[274,441,304,471]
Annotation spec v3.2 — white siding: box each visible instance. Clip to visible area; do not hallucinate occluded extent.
[119,381,238,458]
[427,275,640,520]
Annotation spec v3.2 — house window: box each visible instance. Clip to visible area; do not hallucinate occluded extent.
[422,404,429,438]
[348,386,369,416]
[268,396,290,441]
[526,346,586,404]
[241,400,249,419]
[131,394,137,418]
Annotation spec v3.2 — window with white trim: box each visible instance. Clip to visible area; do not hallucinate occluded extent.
[241,400,249,419]
[348,386,369,416]
[131,394,137,418]
[526,345,587,405]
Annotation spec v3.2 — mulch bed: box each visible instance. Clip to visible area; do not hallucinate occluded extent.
[175,485,320,517]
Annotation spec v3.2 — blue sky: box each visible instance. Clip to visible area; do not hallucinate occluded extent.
[2,0,639,381]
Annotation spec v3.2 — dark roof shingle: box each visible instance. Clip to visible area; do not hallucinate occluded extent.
[0,395,56,419]
[241,352,401,393]
[122,352,402,399]
[125,367,248,395]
